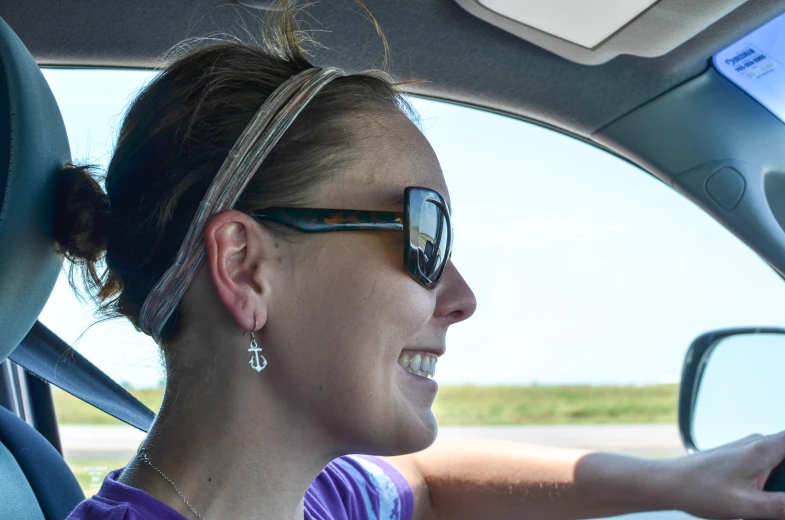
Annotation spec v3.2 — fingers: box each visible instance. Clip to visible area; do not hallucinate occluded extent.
[766,431,785,459]
[740,437,785,519]
[748,431,785,472]
[695,431,785,519]
[750,432,785,470]
[741,433,767,444]
[745,491,785,520]
[727,431,785,458]
[703,433,764,455]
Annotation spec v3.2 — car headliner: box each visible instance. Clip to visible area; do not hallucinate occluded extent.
[3,0,785,139]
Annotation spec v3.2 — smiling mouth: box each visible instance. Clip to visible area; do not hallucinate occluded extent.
[397,352,437,379]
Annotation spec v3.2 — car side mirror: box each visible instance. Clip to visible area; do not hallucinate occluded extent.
[679,328,785,492]
[679,328,785,452]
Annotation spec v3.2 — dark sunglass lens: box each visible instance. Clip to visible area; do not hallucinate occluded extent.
[417,200,449,279]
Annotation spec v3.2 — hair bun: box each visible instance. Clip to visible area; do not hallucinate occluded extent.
[54,164,111,262]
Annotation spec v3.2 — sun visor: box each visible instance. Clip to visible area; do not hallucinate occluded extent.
[455,0,748,65]
[714,12,785,124]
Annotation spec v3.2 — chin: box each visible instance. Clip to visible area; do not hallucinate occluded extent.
[342,407,438,457]
[414,410,439,448]
[387,409,440,456]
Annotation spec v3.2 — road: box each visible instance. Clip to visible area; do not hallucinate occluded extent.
[60,423,686,460]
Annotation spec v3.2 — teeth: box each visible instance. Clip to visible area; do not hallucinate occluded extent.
[397,352,438,379]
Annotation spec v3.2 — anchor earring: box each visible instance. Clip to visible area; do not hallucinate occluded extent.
[247,331,268,373]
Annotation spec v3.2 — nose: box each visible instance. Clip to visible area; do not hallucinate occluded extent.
[433,260,477,326]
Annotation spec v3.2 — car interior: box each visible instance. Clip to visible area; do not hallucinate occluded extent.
[2,1,785,518]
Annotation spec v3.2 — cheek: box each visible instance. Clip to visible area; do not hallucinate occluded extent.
[284,235,431,370]
[266,235,435,448]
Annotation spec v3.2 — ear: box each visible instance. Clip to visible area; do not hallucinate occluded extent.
[203,209,273,333]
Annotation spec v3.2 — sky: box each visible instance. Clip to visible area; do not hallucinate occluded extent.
[37,68,785,389]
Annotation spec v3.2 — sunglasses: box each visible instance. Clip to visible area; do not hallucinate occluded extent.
[253,186,452,289]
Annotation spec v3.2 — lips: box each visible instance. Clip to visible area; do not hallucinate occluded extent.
[401,346,446,357]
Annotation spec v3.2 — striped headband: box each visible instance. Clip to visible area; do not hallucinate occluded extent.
[139,67,345,342]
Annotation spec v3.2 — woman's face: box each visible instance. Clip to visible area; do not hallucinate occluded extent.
[261,112,477,456]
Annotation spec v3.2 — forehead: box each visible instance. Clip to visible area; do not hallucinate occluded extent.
[320,112,450,211]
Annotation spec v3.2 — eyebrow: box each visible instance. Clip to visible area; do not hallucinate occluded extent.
[384,193,405,209]
[383,191,453,214]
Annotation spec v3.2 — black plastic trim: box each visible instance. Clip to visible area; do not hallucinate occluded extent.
[24,370,62,454]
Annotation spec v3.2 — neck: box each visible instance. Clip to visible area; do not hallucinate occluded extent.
[120,371,336,520]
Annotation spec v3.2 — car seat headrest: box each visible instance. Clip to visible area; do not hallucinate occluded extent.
[0,16,69,363]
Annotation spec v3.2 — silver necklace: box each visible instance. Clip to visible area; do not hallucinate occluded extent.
[138,448,206,520]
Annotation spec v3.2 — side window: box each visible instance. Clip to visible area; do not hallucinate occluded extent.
[40,70,785,497]
[41,69,162,496]
[410,98,785,459]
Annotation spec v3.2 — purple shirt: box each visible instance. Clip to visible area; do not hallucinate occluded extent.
[66,455,413,520]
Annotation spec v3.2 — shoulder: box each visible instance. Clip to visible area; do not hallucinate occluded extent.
[66,496,135,520]
[65,467,187,520]
[305,455,414,520]
[66,468,135,520]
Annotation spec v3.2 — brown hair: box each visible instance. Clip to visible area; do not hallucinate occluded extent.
[53,4,414,344]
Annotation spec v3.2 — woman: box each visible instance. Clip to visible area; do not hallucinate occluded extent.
[60,6,785,520]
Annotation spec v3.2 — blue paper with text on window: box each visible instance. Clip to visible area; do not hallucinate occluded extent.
[714,12,785,123]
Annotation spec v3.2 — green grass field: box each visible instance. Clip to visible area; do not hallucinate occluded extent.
[433,384,679,425]
[53,383,679,426]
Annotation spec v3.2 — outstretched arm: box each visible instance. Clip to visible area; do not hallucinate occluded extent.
[386,432,785,520]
